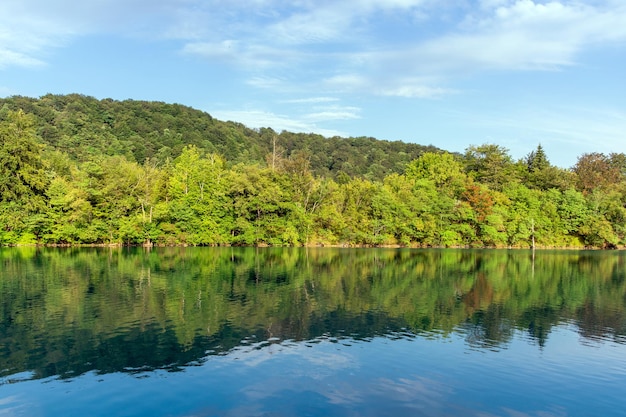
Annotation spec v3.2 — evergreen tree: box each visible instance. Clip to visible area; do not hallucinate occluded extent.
[0,110,48,204]
[526,144,549,173]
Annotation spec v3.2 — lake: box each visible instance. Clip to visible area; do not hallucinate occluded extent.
[1,247,625,416]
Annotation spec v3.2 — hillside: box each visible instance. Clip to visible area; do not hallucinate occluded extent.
[0,94,440,180]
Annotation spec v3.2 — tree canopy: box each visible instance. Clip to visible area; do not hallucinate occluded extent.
[0,94,438,181]
[1,94,625,249]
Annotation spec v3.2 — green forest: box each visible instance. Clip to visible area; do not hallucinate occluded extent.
[1,94,625,248]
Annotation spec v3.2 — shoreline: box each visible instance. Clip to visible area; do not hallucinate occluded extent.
[1,242,622,250]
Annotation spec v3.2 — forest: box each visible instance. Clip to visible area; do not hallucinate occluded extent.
[1,94,625,248]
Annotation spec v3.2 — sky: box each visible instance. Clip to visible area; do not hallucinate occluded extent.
[0,0,625,168]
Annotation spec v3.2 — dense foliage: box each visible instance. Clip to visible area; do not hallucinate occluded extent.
[0,94,438,179]
[1,95,626,248]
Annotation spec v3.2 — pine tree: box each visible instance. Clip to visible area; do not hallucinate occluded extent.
[526,144,549,173]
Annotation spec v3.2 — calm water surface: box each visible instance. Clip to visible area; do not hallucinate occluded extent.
[1,247,625,416]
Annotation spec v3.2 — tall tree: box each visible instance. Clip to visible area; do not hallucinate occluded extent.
[463,144,518,191]
[0,110,49,243]
[523,144,572,191]
[0,110,48,205]
[525,144,549,173]
[405,152,466,192]
[573,152,621,194]
[168,145,230,245]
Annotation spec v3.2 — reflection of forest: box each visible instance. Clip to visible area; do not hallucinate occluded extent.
[1,247,625,379]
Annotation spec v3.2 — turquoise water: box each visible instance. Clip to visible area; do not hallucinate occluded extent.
[1,247,625,416]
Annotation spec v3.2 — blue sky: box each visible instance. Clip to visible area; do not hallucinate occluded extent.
[1,0,624,168]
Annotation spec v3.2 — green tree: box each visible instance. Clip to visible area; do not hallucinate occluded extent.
[0,110,48,205]
[168,145,230,245]
[228,164,300,246]
[308,179,346,245]
[464,144,518,191]
[526,144,549,173]
[0,110,49,243]
[338,178,377,244]
[405,152,465,192]
[503,183,543,247]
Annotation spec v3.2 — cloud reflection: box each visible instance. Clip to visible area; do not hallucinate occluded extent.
[200,334,577,417]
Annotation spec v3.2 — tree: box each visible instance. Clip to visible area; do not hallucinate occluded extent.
[523,144,572,191]
[463,144,518,191]
[503,183,543,247]
[0,110,48,205]
[228,165,299,246]
[557,188,590,246]
[608,153,626,178]
[405,152,465,192]
[0,110,49,243]
[168,145,230,245]
[338,178,376,244]
[378,173,426,245]
[573,152,621,194]
[525,144,549,173]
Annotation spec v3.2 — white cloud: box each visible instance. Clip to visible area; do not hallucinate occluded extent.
[376,81,455,99]
[2,0,625,102]
[322,72,453,98]
[305,105,361,122]
[267,8,350,45]
[263,0,431,46]
[246,76,288,89]
[526,107,626,151]
[182,40,241,61]
[179,0,626,100]
[182,39,303,70]
[479,0,510,9]
[323,74,370,91]
[0,4,71,68]
[437,0,626,72]
[0,50,45,69]
[209,109,346,137]
[282,97,340,104]
[0,0,175,68]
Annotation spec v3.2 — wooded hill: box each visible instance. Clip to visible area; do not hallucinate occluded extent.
[0,94,439,180]
[1,94,625,248]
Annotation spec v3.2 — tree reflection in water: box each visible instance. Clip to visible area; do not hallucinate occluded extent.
[1,247,625,380]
